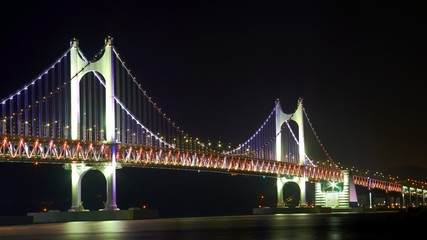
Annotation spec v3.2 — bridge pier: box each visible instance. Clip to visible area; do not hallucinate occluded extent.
[276,175,306,208]
[99,166,119,211]
[100,145,119,211]
[423,189,425,206]
[415,189,419,206]
[276,178,285,208]
[385,192,390,208]
[67,163,91,212]
[66,162,121,212]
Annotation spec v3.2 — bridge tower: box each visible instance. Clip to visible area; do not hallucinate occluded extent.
[275,98,307,207]
[67,36,119,211]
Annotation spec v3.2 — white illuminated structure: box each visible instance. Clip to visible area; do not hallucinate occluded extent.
[68,37,119,211]
[275,98,307,207]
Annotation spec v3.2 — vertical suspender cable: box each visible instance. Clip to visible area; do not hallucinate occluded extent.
[51,66,56,138]
[137,84,142,145]
[17,90,21,136]
[88,74,93,141]
[93,74,98,142]
[126,69,131,144]
[132,75,137,144]
[57,59,62,139]
[24,87,28,136]
[150,98,154,146]
[38,78,42,137]
[143,92,147,142]
[64,53,69,139]
[114,58,120,143]
[142,91,146,146]
[159,110,162,147]
[152,100,156,146]
[1,102,5,134]
[81,75,86,141]
[31,82,36,136]
[44,73,49,137]
[100,77,105,141]
[121,60,126,143]
[9,96,13,135]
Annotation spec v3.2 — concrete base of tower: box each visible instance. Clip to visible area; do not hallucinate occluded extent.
[28,209,159,224]
[252,206,332,215]
[100,205,120,211]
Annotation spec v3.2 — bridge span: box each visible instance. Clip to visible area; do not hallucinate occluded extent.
[0,37,425,216]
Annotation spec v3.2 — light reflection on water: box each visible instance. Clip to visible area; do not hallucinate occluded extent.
[0,212,414,240]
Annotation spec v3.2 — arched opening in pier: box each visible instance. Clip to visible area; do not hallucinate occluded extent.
[282,181,300,208]
[81,169,106,211]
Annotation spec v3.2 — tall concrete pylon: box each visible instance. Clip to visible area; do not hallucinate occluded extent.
[275,98,307,207]
[68,36,119,211]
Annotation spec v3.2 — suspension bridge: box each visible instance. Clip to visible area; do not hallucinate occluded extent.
[0,37,425,217]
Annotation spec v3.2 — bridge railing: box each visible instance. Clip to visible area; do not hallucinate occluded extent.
[0,135,343,182]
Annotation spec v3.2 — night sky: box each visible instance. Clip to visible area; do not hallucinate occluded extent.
[0,1,426,216]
